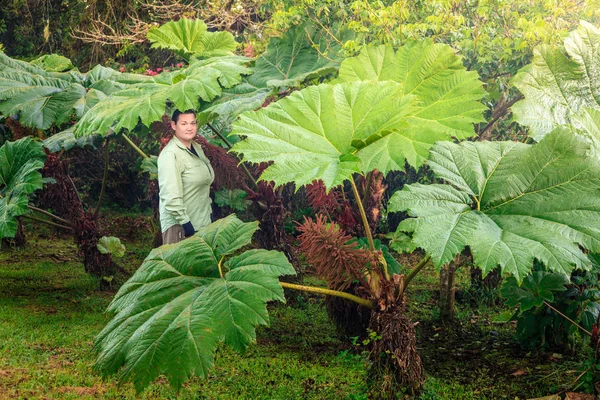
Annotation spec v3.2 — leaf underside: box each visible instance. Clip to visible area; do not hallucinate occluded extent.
[0,53,135,130]
[75,57,251,136]
[389,128,600,282]
[230,40,486,191]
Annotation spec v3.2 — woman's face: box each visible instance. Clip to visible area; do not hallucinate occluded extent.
[171,113,198,146]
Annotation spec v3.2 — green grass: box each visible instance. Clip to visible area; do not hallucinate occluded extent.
[0,234,368,399]
[0,224,588,399]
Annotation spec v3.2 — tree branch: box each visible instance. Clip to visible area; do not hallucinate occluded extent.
[478,93,524,140]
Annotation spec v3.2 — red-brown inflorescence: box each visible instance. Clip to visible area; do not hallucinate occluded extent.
[364,170,387,233]
[298,214,372,292]
[305,180,361,236]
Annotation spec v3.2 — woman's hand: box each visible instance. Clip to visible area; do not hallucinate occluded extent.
[182,221,195,237]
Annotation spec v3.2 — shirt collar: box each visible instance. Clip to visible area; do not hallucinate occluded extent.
[171,136,198,152]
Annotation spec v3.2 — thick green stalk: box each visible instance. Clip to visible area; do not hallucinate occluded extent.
[349,175,387,282]
[94,139,110,220]
[402,256,431,293]
[280,282,374,309]
[207,123,258,190]
[207,123,233,148]
[349,176,375,252]
[361,171,373,209]
[121,133,149,159]
[27,205,72,226]
[23,214,73,231]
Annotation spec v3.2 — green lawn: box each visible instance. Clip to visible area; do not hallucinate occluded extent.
[0,226,584,399]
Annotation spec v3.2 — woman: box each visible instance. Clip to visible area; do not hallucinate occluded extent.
[158,109,214,244]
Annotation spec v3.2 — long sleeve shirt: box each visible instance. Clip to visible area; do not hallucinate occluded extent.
[158,136,214,233]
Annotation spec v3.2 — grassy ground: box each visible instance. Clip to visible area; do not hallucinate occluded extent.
[0,219,586,399]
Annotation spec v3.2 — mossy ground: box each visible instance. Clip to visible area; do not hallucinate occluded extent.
[0,218,586,399]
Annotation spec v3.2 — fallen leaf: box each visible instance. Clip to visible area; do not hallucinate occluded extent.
[511,369,528,377]
[565,393,597,400]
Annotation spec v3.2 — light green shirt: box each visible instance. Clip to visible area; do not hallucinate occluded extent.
[158,137,214,233]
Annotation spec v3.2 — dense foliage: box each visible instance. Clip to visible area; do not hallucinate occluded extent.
[1,5,600,397]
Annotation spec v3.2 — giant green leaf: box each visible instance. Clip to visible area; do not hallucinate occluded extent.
[230,81,418,189]
[389,128,600,282]
[147,19,237,60]
[0,53,131,130]
[230,41,487,189]
[0,137,46,238]
[94,215,295,392]
[0,83,86,129]
[512,21,600,143]
[0,67,88,130]
[197,24,343,127]
[248,24,341,89]
[339,41,487,142]
[196,83,273,126]
[30,54,75,72]
[75,57,251,136]
[42,127,102,153]
[571,107,600,158]
[0,51,46,75]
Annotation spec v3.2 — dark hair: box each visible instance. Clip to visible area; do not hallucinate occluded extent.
[172,109,196,123]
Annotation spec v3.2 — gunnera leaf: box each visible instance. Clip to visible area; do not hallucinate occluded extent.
[230,40,487,190]
[94,215,295,392]
[197,23,343,127]
[75,56,251,136]
[512,21,600,151]
[230,81,417,190]
[147,19,237,60]
[338,40,486,169]
[0,137,46,238]
[389,128,600,282]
